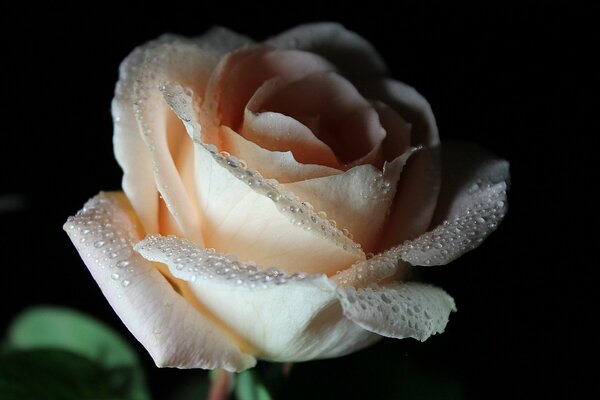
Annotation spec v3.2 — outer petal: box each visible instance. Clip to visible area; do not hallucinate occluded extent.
[162,83,365,274]
[63,192,256,371]
[113,45,159,234]
[397,141,509,266]
[336,282,456,341]
[115,36,221,244]
[359,79,442,249]
[136,234,379,361]
[266,22,389,78]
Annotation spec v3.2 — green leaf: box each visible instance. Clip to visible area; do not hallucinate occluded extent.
[235,370,272,400]
[0,349,134,400]
[6,306,150,400]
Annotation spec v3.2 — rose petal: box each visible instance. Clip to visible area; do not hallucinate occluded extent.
[113,45,159,234]
[242,77,340,168]
[266,22,389,78]
[372,101,412,161]
[281,147,419,252]
[396,141,509,266]
[115,37,223,244]
[331,250,409,288]
[253,72,386,164]
[136,233,379,361]
[336,282,456,341]
[161,84,366,274]
[194,26,254,56]
[359,79,442,248]
[63,192,256,371]
[205,47,336,131]
[220,126,342,183]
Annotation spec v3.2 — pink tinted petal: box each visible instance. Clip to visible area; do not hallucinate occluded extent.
[241,77,340,168]
[336,282,456,341]
[266,22,389,78]
[220,126,342,183]
[63,192,256,371]
[358,79,442,249]
[258,72,386,164]
[206,47,336,130]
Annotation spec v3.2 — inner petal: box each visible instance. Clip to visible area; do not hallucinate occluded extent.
[240,77,340,168]
[205,47,336,131]
[255,72,386,164]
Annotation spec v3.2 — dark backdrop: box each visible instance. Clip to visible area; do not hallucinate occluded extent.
[0,3,589,399]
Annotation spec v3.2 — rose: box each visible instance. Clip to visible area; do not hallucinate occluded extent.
[64,23,509,372]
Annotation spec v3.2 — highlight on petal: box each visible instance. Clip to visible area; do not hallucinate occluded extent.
[336,282,456,341]
[113,46,159,234]
[63,192,256,371]
[396,141,509,266]
[266,22,389,78]
[161,83,365,274]
[135,233,379,361]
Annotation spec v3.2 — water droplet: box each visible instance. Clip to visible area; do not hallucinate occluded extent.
[267,191,281,202]
[111,273,120,280]
[94,240,106,248]
[116,260,130,268]
[121,280,131,287]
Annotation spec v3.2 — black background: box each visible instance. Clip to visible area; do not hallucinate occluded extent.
[0,3,590,399]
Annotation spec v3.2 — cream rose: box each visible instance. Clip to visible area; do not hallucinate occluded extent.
[64,23,509,372]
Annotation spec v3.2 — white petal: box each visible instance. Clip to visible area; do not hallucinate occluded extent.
[136,233,378,361]
[161,84,365,274]
[336,282,456,341]
[397,141,509,266]
[358,79,442,248]
[281,147,419,252]
[63,192,256,371]
[266,22,388,77]
[113,46,159,234]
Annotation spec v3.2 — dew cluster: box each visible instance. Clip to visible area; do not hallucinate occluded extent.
[336,282,455,341]
[396,181,507,266]
[333,251,401,287]
[64,193,141,289]
[135,234,311,289]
